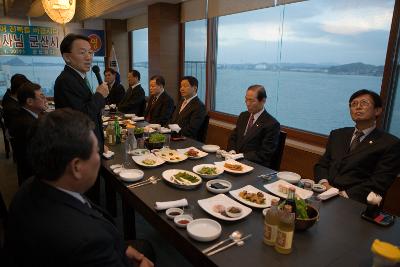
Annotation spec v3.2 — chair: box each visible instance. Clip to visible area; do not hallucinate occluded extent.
[197,114,210,143]
[270,131,287,171]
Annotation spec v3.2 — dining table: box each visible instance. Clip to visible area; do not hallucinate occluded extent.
[100,128,400,267]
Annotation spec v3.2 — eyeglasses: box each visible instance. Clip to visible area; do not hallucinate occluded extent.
[349,99,372,108]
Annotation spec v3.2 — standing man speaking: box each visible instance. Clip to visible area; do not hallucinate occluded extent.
[54,34,109,203]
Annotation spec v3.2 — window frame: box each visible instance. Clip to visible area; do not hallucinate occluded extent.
[203,1,400,147]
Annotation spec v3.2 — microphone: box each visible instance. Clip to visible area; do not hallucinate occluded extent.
[92,65,103,85]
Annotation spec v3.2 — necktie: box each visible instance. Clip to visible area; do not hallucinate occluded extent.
[145,97,157,122]
[349,130,364,152]
[179,99,188,113]
[245,113,255,135]
[84,77,92,90]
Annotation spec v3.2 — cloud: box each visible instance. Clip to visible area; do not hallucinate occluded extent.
[315,7,393,35]
[218,22,340,46]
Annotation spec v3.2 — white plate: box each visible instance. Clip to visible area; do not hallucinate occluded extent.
[187,219,222,242]
[263,180,313,200]
[277,171,301,184]
[206,179,232,194]
[160,127,171,133]
[148,124,161,130]
[193,164,224,179]
[119,169,144,182]
[124,114,135,118]
[197,194,252,221]
[129,149,150,156]
[202,144,220,153]
[102,116,110,121]
[162,169,202,189]
[113,167,124,174]
[214,160,254,174]
[177,147,208,159]
[229,185,279,208]
[132,154,165,167]
[154,149,188,163]
[110,164,123,170]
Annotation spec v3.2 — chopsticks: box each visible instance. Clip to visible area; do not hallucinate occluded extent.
[126,176,158,189]
[207,234,252,256]
[258,171,278,181]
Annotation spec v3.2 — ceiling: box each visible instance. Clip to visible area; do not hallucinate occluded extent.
[2,0,185,21]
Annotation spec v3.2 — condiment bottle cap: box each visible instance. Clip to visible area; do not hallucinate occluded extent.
[283,204,292,213]
[371,239,400,262]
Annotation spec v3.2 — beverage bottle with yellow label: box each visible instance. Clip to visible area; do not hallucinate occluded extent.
[263,199,280,246]
[275,204,295,254]
[106,121,116,145]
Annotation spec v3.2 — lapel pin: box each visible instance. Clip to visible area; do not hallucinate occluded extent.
[369,141,373,144]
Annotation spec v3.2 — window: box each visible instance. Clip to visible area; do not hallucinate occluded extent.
[388,67,400,138]
[184,19,207,102]
[0,55,104,98]
[214,0,394,135]
[131,28,149,94]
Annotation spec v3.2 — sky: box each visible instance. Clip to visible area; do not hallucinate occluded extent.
[184,0,395,66]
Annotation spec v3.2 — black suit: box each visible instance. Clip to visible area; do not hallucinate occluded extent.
[54,65,105,151]
[314,127,400,203]
[106,82,125,105]
[144,91,174,126]
[9,108,37,185]
[5,178,131,267]
[169,96,206,140]
[227,110,280,167]
[118,84,146,116]
[2,94,20,131]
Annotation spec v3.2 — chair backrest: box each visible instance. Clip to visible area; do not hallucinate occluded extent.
[197,114,210,143]
[270,131,287,171]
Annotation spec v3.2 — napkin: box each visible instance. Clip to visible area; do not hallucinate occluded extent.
[223,153,244,160]
[133,116,145,121]
[160,127,171,133]
[317,187,339,200]
[367,192,383,206]
[102,150,115,159]
[154,198,188,210]
[168,124,181,133]
[143,126,156,133]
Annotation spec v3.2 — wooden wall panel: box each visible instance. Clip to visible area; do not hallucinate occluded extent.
[148,3,180,102]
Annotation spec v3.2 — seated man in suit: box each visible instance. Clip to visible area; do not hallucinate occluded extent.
[104,68,125,105]
[5,108,154,267]
[10,82,47,186]
[169,76,206,140]
[227,85,280,167]
[144,75,174,126]
[314,89,400,204]
[118,70,146,115]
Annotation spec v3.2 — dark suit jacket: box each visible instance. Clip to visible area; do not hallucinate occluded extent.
[5,178,130,267]
[169,96,206,140]
[314,127,400,203]
[2,94,20,131]
[118,84,146,116]
[144,91,174,126]
[9,108,37,185]
[227,110,280,167]
[106,82,125,105]
[54,65,105,151]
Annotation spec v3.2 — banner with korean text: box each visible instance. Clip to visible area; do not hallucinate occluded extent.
[0,24,59,56]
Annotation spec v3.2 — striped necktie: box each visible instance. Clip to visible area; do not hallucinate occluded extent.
[349,130,364,152]
[84,77,91,90]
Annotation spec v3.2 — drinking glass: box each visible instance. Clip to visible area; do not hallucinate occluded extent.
[164,134,171,149]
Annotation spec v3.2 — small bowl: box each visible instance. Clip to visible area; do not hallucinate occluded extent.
[202,144,220,153]
[148,124,161,130]
[312,183,327,193]
[144,139,164,150]
[225,206,243,218]
[124,114,135,118]
[206,179,232,194]
[174,214,193,228]
[300,179,315,189]
[295,205,319,231]
[187,218,222,242]
[166,208,184,219]
[277,171,301,184]
[119,169,144,182]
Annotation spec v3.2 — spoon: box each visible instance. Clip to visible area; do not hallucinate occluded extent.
[202,230,243,254]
